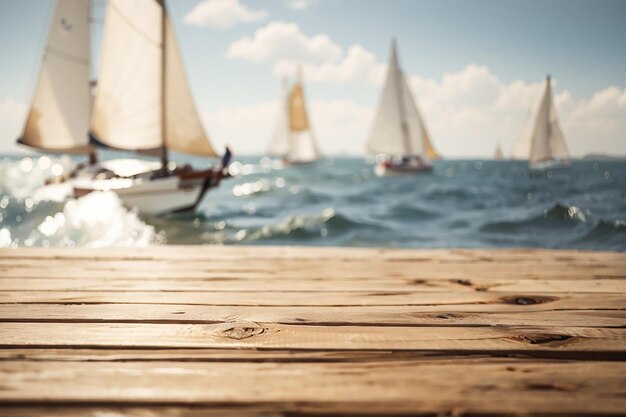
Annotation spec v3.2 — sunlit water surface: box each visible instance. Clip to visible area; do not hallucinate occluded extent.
[1,153,624,250]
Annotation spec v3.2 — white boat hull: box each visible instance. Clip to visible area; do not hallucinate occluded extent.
[114,179,204,216]
[74,176,205,216]
[65,159,217,216]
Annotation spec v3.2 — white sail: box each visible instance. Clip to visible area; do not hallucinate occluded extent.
[289,131,318,163]
[513,76,570,163]
[529,76,569,163]
[547,97,569,161]
[91,0,216,157]
[287,80,319,163]
[91,0,161,151]
[163,18,216,157]
[268,79,290,157]
[19,0,92,153]
[367,40,431,158]
[367,42,405,155]
[401,74,427,156]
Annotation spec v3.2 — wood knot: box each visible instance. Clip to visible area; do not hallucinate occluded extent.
[216,322,267,340]
[511,333,573,346]
[452,279,473,286]
[499,295,558,305]
[525,382,579,392]
[436,313,458,320]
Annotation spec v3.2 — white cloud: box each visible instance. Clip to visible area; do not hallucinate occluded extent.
[273,45,386,85]
[288,0,316,10]
[228,22,384,85]
[201,65,626,158]
[559,86,626,155]
[0,97,27,153]
[184,0,267,29]
[227,21,342,64]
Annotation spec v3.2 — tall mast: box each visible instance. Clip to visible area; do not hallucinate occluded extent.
[392,39,412,156]
[88,0,97,164]
[545,74,552,142]
[160,0,169,170]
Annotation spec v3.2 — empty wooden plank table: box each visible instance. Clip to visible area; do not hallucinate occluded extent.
[0,246,625,416]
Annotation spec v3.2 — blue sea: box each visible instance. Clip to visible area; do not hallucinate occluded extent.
[0,153,625,250]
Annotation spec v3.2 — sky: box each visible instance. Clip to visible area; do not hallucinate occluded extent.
[0,0,625,157]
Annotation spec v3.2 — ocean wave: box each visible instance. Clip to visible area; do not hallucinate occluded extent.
[541,203,588,222]
[481,203,589,232]
[0,191,157,248]
[572,219,626,248]
[197,207,336,244]
[424,186,476,201]
[387,202,441,220]
[194,207,386,244]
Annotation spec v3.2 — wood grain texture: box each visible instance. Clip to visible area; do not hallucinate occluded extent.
[2,322,624,351]
[1,304,624,327]
[1,361,625,413]
[0,277,623,292]
[0,246,624,416]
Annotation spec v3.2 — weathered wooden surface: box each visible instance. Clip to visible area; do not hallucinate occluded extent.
[0,246,624,416]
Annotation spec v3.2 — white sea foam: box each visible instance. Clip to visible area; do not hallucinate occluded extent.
[0,157,156,248]
[0,156,74,199]
[200,207,336,244]
[0,191,156,248]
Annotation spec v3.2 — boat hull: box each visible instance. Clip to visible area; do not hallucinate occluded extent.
[74,176,206,216]
[64,158,224,216]
[374,159,433,177]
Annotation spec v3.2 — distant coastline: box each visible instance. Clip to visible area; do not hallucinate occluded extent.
[583,154,626,161]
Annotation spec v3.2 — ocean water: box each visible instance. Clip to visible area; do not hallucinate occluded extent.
[0,153,624,250]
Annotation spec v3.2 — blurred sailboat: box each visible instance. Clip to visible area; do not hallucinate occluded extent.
[367,40,437,176]
[494,142,504,160]
[18,0,229,215]
[268,67,319,165]
[511,75,570,170]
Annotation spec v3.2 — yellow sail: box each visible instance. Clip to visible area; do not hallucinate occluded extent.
[423,130,441,160]
[288,83,310,132]
[282,67,319,163]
